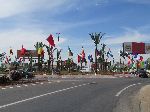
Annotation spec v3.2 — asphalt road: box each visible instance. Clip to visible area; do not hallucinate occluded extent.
[0,77,149,112]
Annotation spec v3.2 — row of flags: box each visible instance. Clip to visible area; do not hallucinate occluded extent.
[127,55,145,68]
[0,33,115,65]
[119,50,146,69]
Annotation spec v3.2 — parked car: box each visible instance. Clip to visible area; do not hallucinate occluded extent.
[10,70,22,81]
[0,74,10,83]
[18,69,35,79]
[136,69,148,78]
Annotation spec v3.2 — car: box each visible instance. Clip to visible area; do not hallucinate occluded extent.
[10,70,22,81]
[136,69,148,78]
[146,70,150,76]
[0,74,10,83]
[18,69,35,79]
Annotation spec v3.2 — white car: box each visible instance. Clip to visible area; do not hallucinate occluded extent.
[80,67,91,73]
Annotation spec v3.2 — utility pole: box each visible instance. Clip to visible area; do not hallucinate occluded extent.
[89,32,105,74]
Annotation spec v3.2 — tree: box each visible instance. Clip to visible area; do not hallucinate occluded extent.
[43,44,57,72]
[89,32,105,73]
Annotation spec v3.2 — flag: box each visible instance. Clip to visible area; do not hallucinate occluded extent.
[106,49,113,58]
[10,48,13,55]
[134,54,138,58]
[46,34,55,47]
[140,61,145,68]
[38,47,42,55]
[68,46,73,56]
[78,55,81,63]
[6,56,10,64]
[21,45,26,55]
[81,46,85,58]
[139,56,143,61]
[88,55,93,62]
[120,50,129,59]
[128,56,131,65]
[96,49,101,56]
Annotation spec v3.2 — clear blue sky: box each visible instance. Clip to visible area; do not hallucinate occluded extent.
[0,0,150,62]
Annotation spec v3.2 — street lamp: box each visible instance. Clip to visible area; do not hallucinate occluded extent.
[89,32,105,74]
[56,33,60,42]
[56,33,61,70]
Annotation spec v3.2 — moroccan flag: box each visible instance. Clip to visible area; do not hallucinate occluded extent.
[21,45,26,55]
[78,55,81,63]
[68,46,73,56]
[46,34,55,47]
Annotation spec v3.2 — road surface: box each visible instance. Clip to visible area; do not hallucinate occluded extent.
[0,77,149,112]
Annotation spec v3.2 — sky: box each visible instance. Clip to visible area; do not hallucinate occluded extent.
[0,0,150,63]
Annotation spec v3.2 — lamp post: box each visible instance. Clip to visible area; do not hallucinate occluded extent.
[56,33,60,42]
[89,32,105,74]
[56,33,61,70]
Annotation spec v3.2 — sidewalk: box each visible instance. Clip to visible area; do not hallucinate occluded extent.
[35,74,117,79]
[137,85,150,112]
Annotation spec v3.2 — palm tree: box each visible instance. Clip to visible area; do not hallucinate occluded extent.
[43,44,57,72]
[89,32,105,74]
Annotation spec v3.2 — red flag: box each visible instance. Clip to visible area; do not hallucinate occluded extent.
[78,55,81,63]
[21,45,26,55]
[96,49,100,56]
[128,60,131,65]
[19,58,22,61]
[139,56,143,61]
[46,34,55,47]
[128,55,130,59]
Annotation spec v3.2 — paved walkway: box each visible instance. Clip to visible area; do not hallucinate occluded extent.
[137,85,150,112]
[38,74,118,79]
